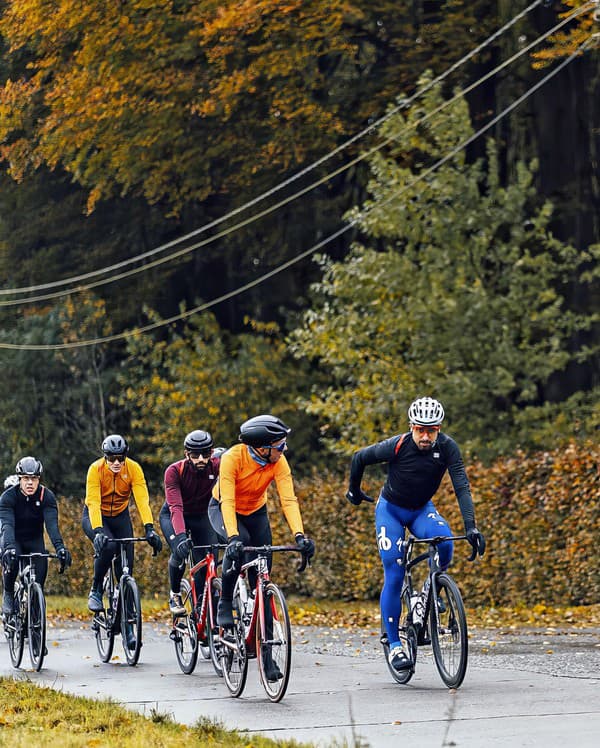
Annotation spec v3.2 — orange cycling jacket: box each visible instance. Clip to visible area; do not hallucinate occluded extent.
[212,443,304,539]
[85,457,154,530]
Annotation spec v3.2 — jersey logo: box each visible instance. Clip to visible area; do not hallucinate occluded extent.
[377,527,392,551]
[433,451,440,459]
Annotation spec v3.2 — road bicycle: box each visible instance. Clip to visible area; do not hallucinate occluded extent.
[169,541,227,676]
[218,544,308,702]
[3,552,63,671]
[91,537,154,666]
[381,535,469,689]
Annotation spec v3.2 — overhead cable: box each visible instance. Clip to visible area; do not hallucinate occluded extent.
[0,33,594,351]
[0,0,546,298]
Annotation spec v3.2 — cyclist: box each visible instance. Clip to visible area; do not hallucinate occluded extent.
[0,457,72,617]
[159,429,221,616]
[208,414,315,680]
[82,434,162,648]
[346,397,485,671]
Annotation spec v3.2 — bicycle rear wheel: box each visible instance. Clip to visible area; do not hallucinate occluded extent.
[173,578,199,674]
[257,582,291,702]
[381,587,417,685]
[207,577,223,677]
[221,593,248,697]
[120,576,142,666]
[430,573,468,689]
[6,587,25,668]
[94,572,115,662]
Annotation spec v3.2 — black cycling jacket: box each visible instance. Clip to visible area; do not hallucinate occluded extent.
[0,484,64,549]
[349,431,475,530]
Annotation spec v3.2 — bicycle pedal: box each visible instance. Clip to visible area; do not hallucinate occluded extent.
[169,630,181,643]
[380,633,389,646]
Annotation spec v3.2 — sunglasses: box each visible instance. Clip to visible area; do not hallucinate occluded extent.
[188,449,212,459]
[260,440,287,452]
[105,454,126,463]
[412,425,440,435]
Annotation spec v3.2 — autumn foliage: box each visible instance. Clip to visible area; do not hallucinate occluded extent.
[46,439,599,610]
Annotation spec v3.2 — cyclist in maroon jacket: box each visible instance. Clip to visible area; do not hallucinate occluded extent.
[159,430,221,615]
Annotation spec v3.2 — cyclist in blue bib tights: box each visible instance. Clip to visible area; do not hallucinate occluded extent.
[346,397,485,671]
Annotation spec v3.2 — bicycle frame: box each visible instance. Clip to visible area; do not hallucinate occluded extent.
[186,544,224,637]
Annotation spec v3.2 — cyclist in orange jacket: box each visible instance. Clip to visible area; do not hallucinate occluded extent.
[208,415,315,678]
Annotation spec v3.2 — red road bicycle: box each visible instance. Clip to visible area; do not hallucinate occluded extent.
[170,542,227,675]
[218,544,309,702]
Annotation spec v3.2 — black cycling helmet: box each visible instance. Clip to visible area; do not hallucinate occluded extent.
[184,430,213,452]
[15,456,43,477]
[101,434,129,456]
[239,415,291,447]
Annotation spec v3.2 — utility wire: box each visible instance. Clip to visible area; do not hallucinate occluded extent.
[1,33,594,351]
[0,0,547,298]
[0,2,592,309]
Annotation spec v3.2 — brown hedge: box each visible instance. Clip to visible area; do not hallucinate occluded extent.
[45,439,599,608]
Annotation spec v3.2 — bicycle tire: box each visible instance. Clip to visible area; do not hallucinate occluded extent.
[94,571,115,662]
[207,577,224,677]
[221,591,248,697]
[6,587,25,668]
[257,582,291,702]
[120,575,142,666]
[381,587,417,685]
[173,578,199,674]
[430,573,468,689]
[27,582,46,671]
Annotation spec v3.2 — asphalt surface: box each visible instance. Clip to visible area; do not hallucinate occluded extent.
[1,618,599,747]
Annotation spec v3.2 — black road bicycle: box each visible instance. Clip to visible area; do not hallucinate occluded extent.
[3,552,62,671]
[91,537,154,666]
[381,535,470,689]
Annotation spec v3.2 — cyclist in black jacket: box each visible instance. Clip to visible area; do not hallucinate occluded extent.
[346,397,485,671]
[0,456,72,616]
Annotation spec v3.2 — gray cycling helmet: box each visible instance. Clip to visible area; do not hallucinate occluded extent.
[211,447,226,459]
[239,414,291,447]
[184,430,213,452]
[101,434,129,456]
[408,397,445,426]
[4,474,19,489]
[15,456,43,477]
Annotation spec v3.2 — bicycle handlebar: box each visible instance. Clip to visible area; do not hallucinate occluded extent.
[225,544,311,575]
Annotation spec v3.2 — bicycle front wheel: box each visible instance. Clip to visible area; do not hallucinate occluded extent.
[173,578,199,674]
[207,577,223,677]
[257,582,291,702]
[221,593,248,697]
[120,576,142,666]
[381,587,417,686]
[430,573,468,689]
[28,582,46,671]
[6,588,25,668]
[94,572,115,662]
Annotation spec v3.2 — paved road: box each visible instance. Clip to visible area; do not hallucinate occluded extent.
[1,619,599,747]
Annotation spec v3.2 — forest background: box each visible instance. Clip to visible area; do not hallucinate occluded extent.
[0,1,598,607]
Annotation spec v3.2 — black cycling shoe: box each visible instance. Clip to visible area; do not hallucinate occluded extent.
[263,658,283,681]
[389,645,412,671]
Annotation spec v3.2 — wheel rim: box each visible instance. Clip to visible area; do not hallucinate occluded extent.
[221,595,248,697]
[173,579,199,674]
[94,573,115,662]
[430,575,468,688]
[257,583,291,702]
[120,577,142,666]
[208,577,223,677]
[28,583,46,671]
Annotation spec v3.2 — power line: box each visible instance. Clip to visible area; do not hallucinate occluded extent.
[1,33,594,351]
[0,2,591,309]
[0,0,547,299]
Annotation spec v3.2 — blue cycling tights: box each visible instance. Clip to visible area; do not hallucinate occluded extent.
[375,496,453,648]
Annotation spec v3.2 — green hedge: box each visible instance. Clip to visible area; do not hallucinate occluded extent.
[45,439,599,608]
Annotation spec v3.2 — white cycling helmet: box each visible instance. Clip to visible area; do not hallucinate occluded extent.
[408,397,445,426]
[3,474,19,489]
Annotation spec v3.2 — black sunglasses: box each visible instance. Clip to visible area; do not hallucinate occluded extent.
[105,454,126,463]
[188,449,212,459]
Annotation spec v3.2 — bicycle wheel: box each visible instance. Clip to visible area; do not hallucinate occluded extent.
[27,582,46,671]
[207,577,223,677]
[94,572,115,662]
[430,573,468,689]
[221,593,248,697]
[381,587,417,685]
[173,578,199,674]
[6,587,25,668]
[257,582,291,702]
[120,576,142,666]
